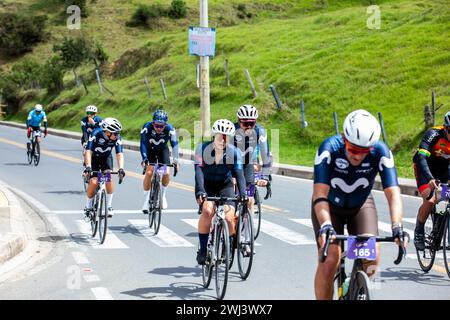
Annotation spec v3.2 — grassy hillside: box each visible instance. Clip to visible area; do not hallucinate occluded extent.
[1,0,449,178]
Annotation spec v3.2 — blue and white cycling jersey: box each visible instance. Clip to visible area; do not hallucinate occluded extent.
[87,128,123,158]
[314,135,398,208]
[81,115,103,143]
[26,110,47,127]
[139,122,179,161]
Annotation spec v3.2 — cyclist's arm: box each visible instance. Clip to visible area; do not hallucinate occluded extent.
[384,186,403,227]
[84,150,92,167]
[415,129,439,182]
[168,126,179,162]
[139,126,148,161]
[258,127,271,178]
[116,152,124,170]
[42,112,48,129]
[233,148,247,196]
[26,111,32,128]
[312,183,332,227]
[194,144,206,196]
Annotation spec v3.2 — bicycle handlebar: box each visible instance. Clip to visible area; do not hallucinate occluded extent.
[320,233,407,265]
[197,196,241,215]
[142,161,178,177]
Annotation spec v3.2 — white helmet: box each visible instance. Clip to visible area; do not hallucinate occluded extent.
[101,117,122,133]
[212,119,235,136]
[86,105,98,113]
[35,104,43,112]
[237,104,258,120]
[343,109,381,148]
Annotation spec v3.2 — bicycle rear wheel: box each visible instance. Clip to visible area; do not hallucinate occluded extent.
[34,141,40,166]
[350,271,371,300]
[417,212,436,272]
[253,188,262,240]
[98,189,108,244]
[215,219,230,300]
[442,216,450,278]
[237,206,254,280]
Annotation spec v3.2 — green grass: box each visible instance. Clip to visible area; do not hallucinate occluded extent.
[3,0,450,178]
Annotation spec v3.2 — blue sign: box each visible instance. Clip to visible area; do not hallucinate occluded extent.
[189,26,216,57]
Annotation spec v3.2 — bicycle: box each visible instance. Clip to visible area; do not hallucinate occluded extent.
[27,129,43,166]
[322,232,407,300]
[416,182,450,277]
[142,161,177,235]
[251,171,272,240]
[198,196,236,300]
[85,170,122,244]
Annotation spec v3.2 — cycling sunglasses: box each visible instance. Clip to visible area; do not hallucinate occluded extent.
[344,139,372,155]
[153,123,166,129]
[240,120,256,128]
[87,112,96,115]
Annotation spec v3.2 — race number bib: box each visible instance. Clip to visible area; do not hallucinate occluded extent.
[98,172,111,183]
[441,184,450,200]
[347,236,377,260]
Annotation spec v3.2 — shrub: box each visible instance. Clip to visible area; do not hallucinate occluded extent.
[0,13,48,56]
[41,57,65,94]
[126,4,168,28]
[168,0,187,19]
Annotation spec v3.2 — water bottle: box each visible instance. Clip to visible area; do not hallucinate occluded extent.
[342,277,350,298]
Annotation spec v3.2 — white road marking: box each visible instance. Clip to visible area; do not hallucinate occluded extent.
[260,219,316,245]
[290,218,313,229]
[71,251,89,264]
[378,221,415,240]
[45,214,78,248]
[75,220,129,249]
[52,209,199,214]
[181,218,262,246]
[91,287,113,300]
[129,219,194,247]
[83,275,101,283]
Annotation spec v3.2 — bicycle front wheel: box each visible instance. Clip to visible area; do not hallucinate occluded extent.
[34,141,40,166]
[27,144,32,164]
[90,195,99,237]
[417,212,436,272]
[350,271,371,300]
[442,216,450,278]
[215,219,230,300]
[253,188,262,240]
[237,207,254,280]
[201,244,213,288]
[150,182,162,235]
[98,189,108,244]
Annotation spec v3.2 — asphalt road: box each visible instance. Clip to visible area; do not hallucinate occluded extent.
[0,124,449,300]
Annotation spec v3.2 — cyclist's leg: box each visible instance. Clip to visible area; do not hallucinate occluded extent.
[414,162,439,248]
[85,156,100,211]
[142,151,156,212]
[348,196,380,278]
[243,163,256,215]
[220,179,237,238]
[160,148,171,209]
[312,202,344,300]
[103,154,115,213]
[197,182,216,264]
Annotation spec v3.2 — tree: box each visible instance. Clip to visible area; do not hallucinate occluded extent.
[53,36,91,85]
[0,13,48,56]
[41,57,65,94]
[169,0,187,19]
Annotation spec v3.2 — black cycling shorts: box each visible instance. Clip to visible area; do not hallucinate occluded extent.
[147,147,171,165]
[91,154,113,177]
[203,178,236,207]
[311,196,379,247]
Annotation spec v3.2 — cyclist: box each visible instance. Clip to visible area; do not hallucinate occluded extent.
[83,117,125,219]
[26,104,48,152]
[195,119,248,265]
[413,112,450,250]
[312,109,408,300]
[234,104,272,217]
[81,105,103,158]
[140,109,179,212]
